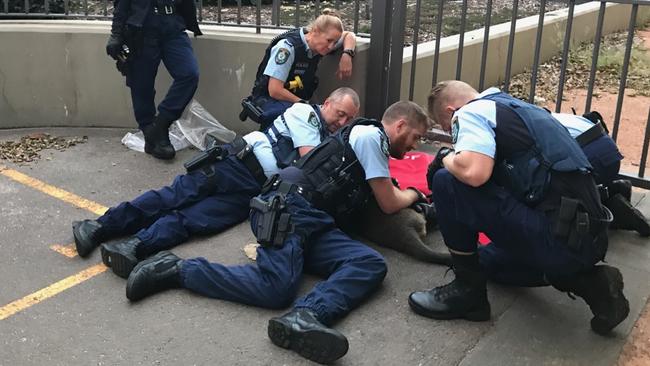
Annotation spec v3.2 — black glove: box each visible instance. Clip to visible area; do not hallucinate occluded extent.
[391,177,400,188]
[426,147,454,191]
[106,32,124,60]
[412,202,438,230]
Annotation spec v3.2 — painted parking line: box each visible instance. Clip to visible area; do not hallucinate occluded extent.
[0,264,108,320]
[0,165,108,320]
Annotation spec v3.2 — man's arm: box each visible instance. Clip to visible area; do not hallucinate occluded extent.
[442,150,494,187]
[368,177,420,214]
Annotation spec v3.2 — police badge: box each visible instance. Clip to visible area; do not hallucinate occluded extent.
[308,111,319,128]
[380,133,390,157]
[275,48,290,65]
[451,116,459,144]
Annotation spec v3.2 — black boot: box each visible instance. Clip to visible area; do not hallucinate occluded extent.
[126,251,182,301]
[142,116,175,160]
[72,219,108,258]
[551,265,629,335]
[607,193,650,237]
[608,179,632,202]
[408,253,490,321]
[268,308,349,365]
[100,236,143,279]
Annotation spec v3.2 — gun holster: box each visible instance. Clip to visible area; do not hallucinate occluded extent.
[250,194,293,247]
[239,97,265,123]
[184,145,228,175]
[554,196,612,252]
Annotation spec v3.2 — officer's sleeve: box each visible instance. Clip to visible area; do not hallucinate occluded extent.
[284,104,322,148]
[350,127,390,180]
[263,40,295,83]
[453,108,497,159]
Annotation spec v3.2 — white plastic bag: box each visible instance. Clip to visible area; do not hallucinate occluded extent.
[121,122,191,152]
[176,99,236,150]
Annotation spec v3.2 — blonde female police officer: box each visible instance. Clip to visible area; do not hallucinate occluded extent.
[241,10,357,130]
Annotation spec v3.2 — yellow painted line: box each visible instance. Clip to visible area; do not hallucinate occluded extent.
[0,165,107,215]
[0,264,108,320]
[50,243,78,258]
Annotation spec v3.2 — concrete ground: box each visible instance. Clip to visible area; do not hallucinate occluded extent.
[0,127,648,366]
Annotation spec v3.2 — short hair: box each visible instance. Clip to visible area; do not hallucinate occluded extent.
[307,9,344,33]
[427,80,477,123]
[328,87,360,109]
[382,101,431,130]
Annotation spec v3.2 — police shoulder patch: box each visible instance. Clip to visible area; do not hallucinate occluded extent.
[307,111,319,128]
[275,48,291,65]
[380,132,390,157]
[451,116,459,144]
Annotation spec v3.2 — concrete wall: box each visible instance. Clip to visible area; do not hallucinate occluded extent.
[0,21,369,135]
[402,2,650,109]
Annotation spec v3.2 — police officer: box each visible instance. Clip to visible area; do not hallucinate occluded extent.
[72,87,360,280]
[105,0,201,160]
[241,9,357,129]
[553,112,649,236]
[122,101,432,364]
[409,81,629,335]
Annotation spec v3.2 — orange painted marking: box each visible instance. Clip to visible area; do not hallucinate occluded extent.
[50,243,78,258]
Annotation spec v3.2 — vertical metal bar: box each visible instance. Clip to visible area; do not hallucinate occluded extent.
[353,0,360,34]
[431,0,444,86]
[237,0,241,25]
[585,2,606,113]
[3,0,7,13]
[612,4,638,142]
[217,0,222,24]
[638,107,650,178]
[388,0,408,104]
[408,0,423,101]
[256,0,261,33]
[198,0,203,22]
[478,0,493,91]
[271,0,279,27]
[503,0,519,93]
[555,0,575,113]
[295,0,300,28]
[64,0,69,15]
[103,0,108,16]
[314,0,320,19]
[335,0,341,10]
[528,0,546,103]
[455,0,468,80]
[45,0,49,14]
[24,0,28,14]
[367,0,394,119]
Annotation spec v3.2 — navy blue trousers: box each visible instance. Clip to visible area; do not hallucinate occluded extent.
[97,156,261,258]
[126,14,199,128]
[431,169,603,287]
[180,192,387,325]
[258,99,293,129]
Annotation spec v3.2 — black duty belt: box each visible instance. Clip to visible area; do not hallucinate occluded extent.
[153,4,176,15]
[576,122,607,147]
[230,136,267,186]
[262,176,314,203]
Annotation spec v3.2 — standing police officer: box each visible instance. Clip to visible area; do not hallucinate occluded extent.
[241,9,357,130]
[552,112,649,236]
[72,88,360,280]
[123,101,432,364]
[409,81,629,335]
[106,0,201,159]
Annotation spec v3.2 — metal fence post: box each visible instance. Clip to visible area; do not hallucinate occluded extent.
[366,0,396,119]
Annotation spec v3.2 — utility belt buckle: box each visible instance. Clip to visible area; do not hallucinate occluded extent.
[236,144,253,161]
[261,174,281,194]
[163,4,174,14]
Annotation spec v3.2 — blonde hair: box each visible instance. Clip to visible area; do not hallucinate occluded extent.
[427,80,477,124]
[307,9,344,33]
[382,101,432,130]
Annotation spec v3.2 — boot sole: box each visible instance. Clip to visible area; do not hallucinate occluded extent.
[408,296,491,322]
[100,244,138,279]
[268,318,349,364]
[144,145,175,160]
[590,267,630,335]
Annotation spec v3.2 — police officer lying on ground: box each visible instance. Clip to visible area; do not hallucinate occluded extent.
[552,112,650,237]
[409,81,629,335]
[240,9,357,130]
[72,87,360,280]
[123,101,432,364]
[105,0,201,160]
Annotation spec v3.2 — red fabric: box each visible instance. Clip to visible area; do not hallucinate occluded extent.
[388,151,492,245]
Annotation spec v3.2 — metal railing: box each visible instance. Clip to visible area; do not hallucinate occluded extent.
[367,0,650,189]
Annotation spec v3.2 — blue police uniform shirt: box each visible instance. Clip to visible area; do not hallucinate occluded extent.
[348,125,391,180]
[263,28,345,83]
[551,113,594,138]
[243,103,325,177]
[452,87,500,158]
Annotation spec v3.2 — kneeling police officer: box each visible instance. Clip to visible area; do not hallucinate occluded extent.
[124,101,432,364]
[72,88,360,280]
[410,81,629,335]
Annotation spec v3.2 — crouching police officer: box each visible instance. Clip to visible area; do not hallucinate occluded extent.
[410,81,629,335]
[72,87,360,280]
[123,101,431,364]
[553,112,649,237]
[240,9,356,130]
[105,0,201,159]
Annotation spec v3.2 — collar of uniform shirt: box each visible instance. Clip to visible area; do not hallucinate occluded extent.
[299,27,317,59]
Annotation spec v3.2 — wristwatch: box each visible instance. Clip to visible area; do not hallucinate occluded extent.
[342,48,356,58]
